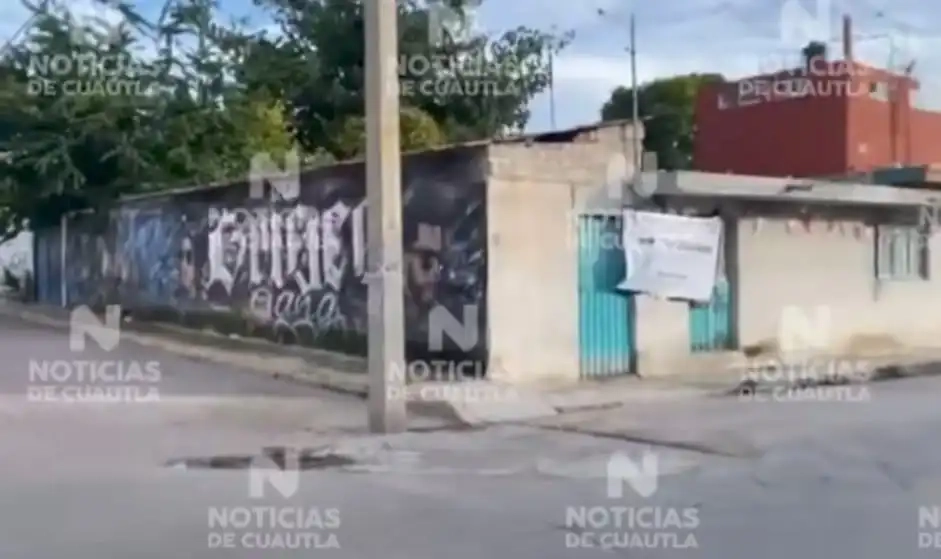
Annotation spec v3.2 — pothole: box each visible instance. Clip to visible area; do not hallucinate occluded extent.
[165,446,357,470]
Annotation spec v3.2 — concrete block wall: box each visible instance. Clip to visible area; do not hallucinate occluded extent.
[737,215,941,356]
[483,122,642,385]
[631,204,941,381]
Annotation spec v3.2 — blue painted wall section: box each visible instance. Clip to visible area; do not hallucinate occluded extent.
[36,146,488,364]
[35,226,62,305]
[115,207,192,306]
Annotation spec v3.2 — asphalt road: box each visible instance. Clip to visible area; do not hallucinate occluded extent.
[2,314,941,558]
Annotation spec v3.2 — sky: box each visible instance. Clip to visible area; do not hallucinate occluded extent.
[2,0,940,133]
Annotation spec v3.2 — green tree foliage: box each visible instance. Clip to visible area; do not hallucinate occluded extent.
[601,73,725,170]
[335,105,444,159]
[0,0,571,240]
[0,2,163,236]
[238,0,570,151]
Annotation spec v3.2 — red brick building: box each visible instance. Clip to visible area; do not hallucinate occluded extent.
[693,23,941,178]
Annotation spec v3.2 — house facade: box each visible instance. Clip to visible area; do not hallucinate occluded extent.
[29,119,941,387]
[628,173,941,381]
[694,47,941,177]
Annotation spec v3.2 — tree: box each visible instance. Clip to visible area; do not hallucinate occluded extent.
[0,0,303,237]
[334,105,444,159]
[0,1,166,237]
[0,0,566,241]
[600,73,724,170]
[235,0,570,155]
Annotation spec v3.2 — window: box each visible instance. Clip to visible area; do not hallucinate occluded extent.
[876,225,928,280]
[869,82,888,101]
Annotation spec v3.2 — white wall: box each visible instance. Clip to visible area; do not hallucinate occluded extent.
[0,230,32,284]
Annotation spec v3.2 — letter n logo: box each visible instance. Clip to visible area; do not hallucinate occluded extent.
[249,150,300,201]
[248,452,299,499]
[428,304,478,351]
[778,305,830,353]
[70,305,121,352]
[606,450,658,498]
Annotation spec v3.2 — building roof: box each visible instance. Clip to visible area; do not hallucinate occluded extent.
[652,171,941,209]
[815,165,941,187]
[868,165,941,187]
[119,119,642,203]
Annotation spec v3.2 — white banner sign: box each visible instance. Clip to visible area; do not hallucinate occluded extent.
[617,210,723,302]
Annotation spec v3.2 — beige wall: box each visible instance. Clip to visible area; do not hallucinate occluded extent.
[634,205,941,379]
[630,209,738,379]
[483,122,641,385]
[737,214,941,355]
[484,132,941,384]
[484,175,580,385]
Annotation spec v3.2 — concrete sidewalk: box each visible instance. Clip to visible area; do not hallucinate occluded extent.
[4,298,941,427]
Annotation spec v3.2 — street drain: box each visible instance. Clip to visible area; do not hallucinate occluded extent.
[165,446,357,470]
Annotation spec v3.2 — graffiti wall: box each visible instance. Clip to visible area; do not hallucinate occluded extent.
[40,146,488,362]
[35,227,62,305]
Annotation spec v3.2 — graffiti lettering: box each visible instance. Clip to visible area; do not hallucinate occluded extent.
[45,168,486,362]
[206,202,366,295]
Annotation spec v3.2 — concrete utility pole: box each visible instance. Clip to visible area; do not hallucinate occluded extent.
[364,0,407,433]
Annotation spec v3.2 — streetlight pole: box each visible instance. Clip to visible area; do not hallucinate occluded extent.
[629,13,640,175]
[364,0,407,433]
[598,8,642,178]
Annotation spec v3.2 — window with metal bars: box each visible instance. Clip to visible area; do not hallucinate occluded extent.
[875,226,929,280]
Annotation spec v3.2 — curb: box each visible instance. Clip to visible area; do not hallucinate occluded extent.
[0,304,372,396]
[0,303,513,426]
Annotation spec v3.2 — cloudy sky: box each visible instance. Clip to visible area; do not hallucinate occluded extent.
[2,0,939,132]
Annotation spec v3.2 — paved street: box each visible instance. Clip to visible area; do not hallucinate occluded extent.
[2,313,941,558]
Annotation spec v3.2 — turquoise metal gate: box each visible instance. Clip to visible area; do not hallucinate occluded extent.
[576,215,635,377]
[688,277,733,351]
[688,229,733,351]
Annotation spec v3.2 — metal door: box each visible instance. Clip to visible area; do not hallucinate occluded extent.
[688,233,733,351]
[577,215,634,377]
